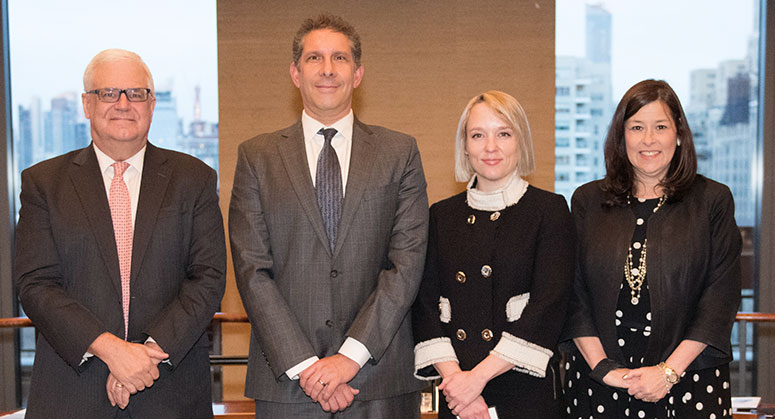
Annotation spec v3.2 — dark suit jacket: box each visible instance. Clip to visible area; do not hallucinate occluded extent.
[562,176,741,370]
[229,118,429,403]
[15,143,226,419]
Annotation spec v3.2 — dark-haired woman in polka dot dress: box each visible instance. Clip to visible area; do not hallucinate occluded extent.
[561,80,741,418]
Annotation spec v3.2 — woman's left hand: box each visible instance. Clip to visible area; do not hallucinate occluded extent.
[623,366,671,402]
[438,370,487,414]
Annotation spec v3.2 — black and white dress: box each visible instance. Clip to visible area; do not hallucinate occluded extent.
[564,197,733,419]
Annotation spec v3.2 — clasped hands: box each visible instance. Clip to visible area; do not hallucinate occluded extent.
[299,354,360,412]
[92,335,168,410]
[604,366,672,403]
[439,370,490,419]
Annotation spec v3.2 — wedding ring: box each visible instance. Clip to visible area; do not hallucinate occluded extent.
[318,379,327,387]
[116,383,124,388]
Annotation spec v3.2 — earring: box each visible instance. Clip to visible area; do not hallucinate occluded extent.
[677,138,682,146]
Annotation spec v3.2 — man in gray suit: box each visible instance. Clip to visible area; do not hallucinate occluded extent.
[229,14,429,418]
[15,49,226,418]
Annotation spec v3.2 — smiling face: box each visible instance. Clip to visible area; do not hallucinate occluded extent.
[624,100,678,195]
[465,103,520,192]
[82,59,155,160]
[290,29,364,125]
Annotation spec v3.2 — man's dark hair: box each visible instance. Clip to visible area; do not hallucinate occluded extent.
[292,14,362,67]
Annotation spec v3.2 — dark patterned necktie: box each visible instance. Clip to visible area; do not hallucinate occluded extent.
[316,128,342,251]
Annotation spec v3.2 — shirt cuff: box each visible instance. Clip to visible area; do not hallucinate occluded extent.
[80,351,94,366]
[145,336,172,366]
[338,337,371,368]
[286,356,320,380]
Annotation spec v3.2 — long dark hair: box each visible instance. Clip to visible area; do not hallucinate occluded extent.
[602,79,697,206]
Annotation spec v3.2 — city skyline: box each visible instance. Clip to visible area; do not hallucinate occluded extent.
[556,0,758,104]
[8,0,219,127]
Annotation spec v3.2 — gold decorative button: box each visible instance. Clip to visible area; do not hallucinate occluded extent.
[456,271,466,283]
[490,211,501,221]
[481,265,492,278]
[467,215,476,225]
[481,329,493,341]
[456,329,467,341]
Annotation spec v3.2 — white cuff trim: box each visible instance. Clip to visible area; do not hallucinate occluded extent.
[506,292,530,322]
[413,337,458,380]
[439,296,451,323]
[490,332,553,378]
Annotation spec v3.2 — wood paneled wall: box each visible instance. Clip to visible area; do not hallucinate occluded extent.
[217,0,555,399]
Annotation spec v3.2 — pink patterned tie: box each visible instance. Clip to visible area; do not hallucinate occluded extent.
[109,162,132,339]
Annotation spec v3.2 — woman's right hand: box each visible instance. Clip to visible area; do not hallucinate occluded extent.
[602,368,632,388]
[457,396,490,419]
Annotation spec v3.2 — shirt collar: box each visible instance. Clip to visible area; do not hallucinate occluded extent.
[301,109,354,143]
[466,171,529,211]
[93,143,147,177]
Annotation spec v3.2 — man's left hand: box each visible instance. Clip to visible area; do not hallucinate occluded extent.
[106,373,131,409]
[299,354,359,403]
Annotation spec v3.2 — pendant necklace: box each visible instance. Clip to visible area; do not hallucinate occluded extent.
[623,195,666,305]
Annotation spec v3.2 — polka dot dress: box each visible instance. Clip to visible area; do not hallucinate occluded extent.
[564,197,733,418]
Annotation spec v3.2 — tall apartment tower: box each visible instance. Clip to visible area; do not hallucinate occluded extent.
[554,4,613,201]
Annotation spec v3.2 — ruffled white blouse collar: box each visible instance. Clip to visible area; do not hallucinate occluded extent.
[466,171,528,211]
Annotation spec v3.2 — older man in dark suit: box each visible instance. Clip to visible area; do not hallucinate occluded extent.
[15,49,226,418]
[229,14,429,418]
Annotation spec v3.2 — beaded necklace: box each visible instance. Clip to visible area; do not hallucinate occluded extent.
[623,195,666,305]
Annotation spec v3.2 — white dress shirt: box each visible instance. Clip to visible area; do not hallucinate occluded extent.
[83,144,166,364]
[285,110,372,380]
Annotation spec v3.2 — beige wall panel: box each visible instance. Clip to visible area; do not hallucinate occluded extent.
[218,0,555,400]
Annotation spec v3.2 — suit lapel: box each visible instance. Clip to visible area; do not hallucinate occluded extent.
[334,118,377,257]
[131,144,171,282]
[69,146,122,296]
[277,122,333,256]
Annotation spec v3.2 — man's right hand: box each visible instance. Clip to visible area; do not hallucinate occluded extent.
[319,383,359,412]
[88,332,168,394]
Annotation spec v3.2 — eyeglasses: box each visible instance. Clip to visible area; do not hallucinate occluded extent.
[85,88,152,103]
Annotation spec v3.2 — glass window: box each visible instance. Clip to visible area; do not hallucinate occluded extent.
[556,0,761,395]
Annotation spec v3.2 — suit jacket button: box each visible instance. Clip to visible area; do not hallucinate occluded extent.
[456,271,466,283]
[467,215,476,225]
[330,270,338,278]
[490,211,501,221]
[456,329,467,341]
[481,265,492,278]
[325,320,334,328]
[481,329,493,341]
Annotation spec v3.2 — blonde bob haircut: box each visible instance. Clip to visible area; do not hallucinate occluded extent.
[83,49,155,93]
[454,90,535,182]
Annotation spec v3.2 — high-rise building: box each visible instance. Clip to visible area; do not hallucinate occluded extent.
[149,90,181,150]
[554,5,612,201]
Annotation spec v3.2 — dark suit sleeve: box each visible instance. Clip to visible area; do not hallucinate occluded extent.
[491,194,575,377]
[15,168,107,370]
[345,138,429,362]
[142,167,227,367]
[561,186,601,343]
[683,185,742,355]
[229,143,318,378]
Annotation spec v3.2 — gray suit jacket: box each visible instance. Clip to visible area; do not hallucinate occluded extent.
[229,118,429,402]
[15,144,226,419]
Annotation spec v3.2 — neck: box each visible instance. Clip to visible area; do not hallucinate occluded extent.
[93,139,147,162]
[633,177,666,198]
